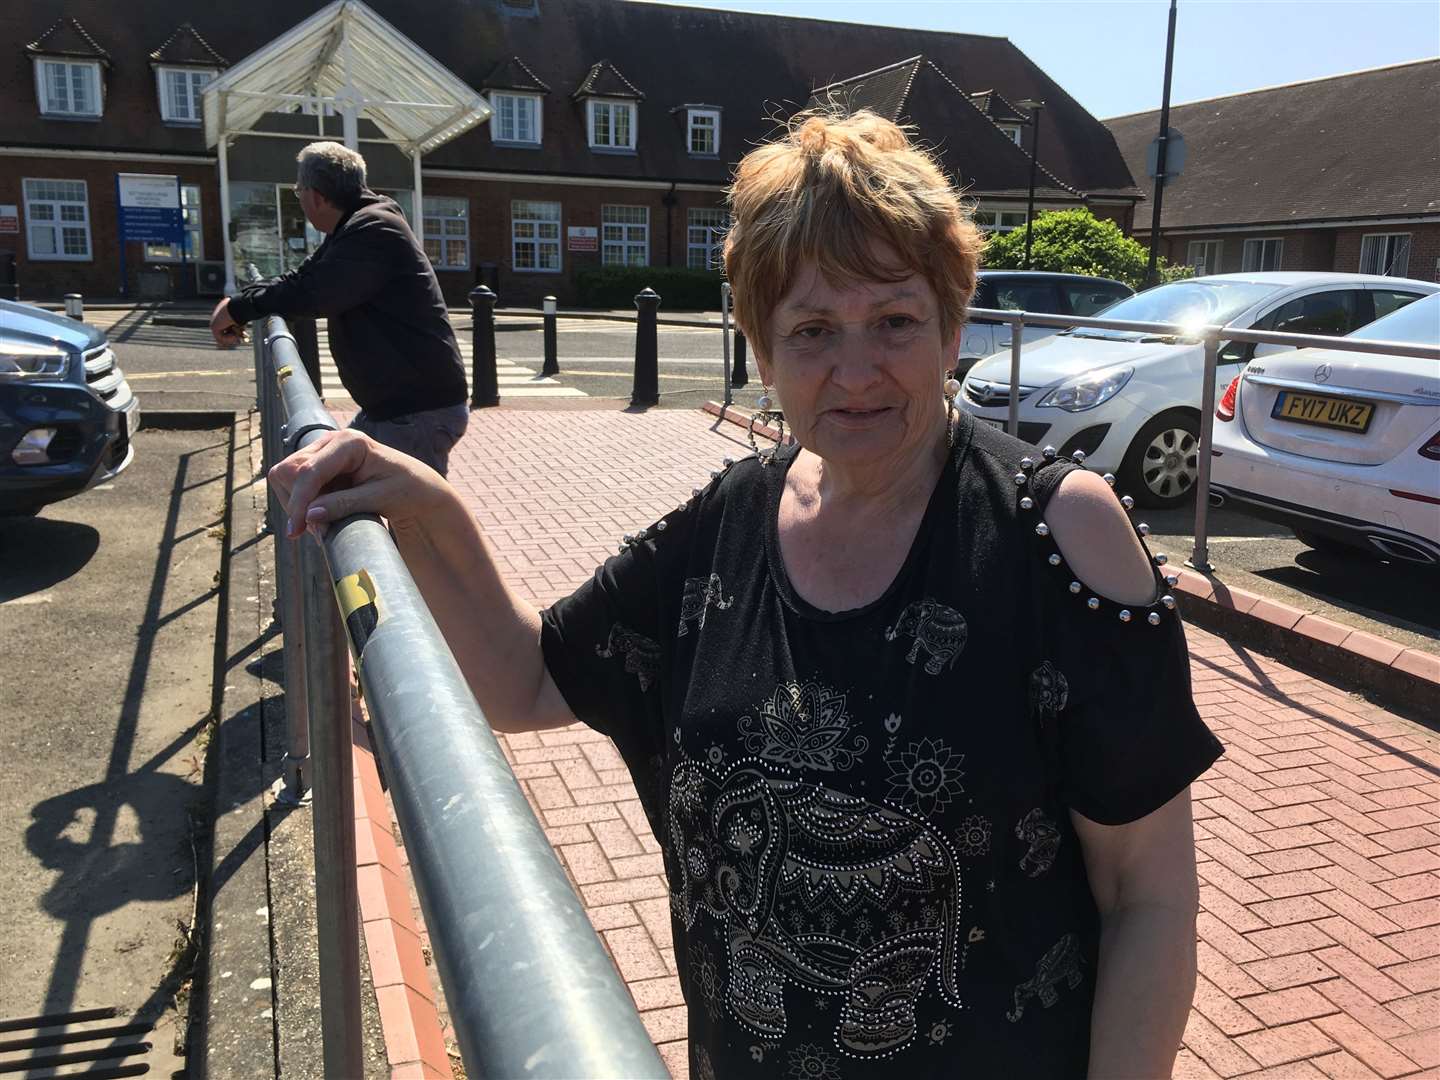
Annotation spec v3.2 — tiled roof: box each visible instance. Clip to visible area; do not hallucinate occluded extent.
[149,22,228,68]
[482,54,551,94]
[571,60,644,101]
[25,16,111,65]
[1106,59,1440,230]
[809,56,922,122]
[969,89,1030,125]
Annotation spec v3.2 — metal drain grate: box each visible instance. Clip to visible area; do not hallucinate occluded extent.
[0,1006,152,1078]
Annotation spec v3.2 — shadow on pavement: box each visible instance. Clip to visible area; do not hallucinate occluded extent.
[1257,549,1440,636]
[0,517,101,603]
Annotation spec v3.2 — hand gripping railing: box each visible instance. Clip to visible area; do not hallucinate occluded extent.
[252,301,668,1077]
[964,306,1440,572]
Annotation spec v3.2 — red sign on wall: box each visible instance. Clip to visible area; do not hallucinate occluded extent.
[0,205,18,236]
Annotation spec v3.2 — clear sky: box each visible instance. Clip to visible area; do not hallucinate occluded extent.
[632,0,1439,119]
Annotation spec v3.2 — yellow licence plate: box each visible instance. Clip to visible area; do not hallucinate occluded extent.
[1272,391,1374,433]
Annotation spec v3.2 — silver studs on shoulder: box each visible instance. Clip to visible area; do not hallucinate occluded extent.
[1014,472,1028,486]
[1161,595,1176,610]
[1042,445,1058,460]
[1071,450,1087,464]
[1035,522,1050,537]
[656,520,668,532]
[1103,473,1116,486]
[1154,553,1168,566]
[1019,496,1035,511]
[692,487,702,497]
[622,533,634,545]
[1119,609,1132,623]
[1137,523,1151,537]
[1069,581,1082,594]
[1087,597,1100,610]
[722,457,734,468]
[1020,456,1035,470]
[1165,574,1179,587]
[1120,495,1135,510]
[1048,553,1062,566]
[1147,611,1162,625]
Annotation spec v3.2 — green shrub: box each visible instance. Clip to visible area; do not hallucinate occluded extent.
[574,266,726,310]
[982,207,1190,290]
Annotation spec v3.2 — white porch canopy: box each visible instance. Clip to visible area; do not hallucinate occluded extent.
[203,0,491,290]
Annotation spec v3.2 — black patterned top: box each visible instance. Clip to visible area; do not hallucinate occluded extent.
[541,412,1223,1079]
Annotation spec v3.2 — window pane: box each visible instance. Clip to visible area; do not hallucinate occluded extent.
[445,239,466,266]
[514,221,535,238]
[31,203,54,221]
[45,63,68,112]
[538,223,559,239]
[615,105,631,146]
[60,204,85,222]
[539,245,559,270]
[1372,290,1421,319]
[425,237,442,261]
[62,227,88,255]
[71,65,92,113]
[31,226,56,255]
[514,245,535,269]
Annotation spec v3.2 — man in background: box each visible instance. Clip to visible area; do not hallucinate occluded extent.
[211,141,468,476]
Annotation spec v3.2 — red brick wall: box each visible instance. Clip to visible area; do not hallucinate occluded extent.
[0,154,220,301]
[1157,225,1440,281]
[1333,224,1440,282]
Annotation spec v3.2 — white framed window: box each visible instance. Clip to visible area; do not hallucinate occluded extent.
[1359,233,1412,277]
[490,92,542,145]
[687,208,728,270]
[23,178,92,260]
[587,98,636,151]
[602,205,649,267]
[156,67,215,123]
[424,196,470,270]
[145,184,203,261]
[34,59,102,118]
[997,124,1023,145]
[1187,240,1223,276]
[687,108,720,156]
[973,207,1029,233]
[1242,237,1284,272]
[511,200,561,272]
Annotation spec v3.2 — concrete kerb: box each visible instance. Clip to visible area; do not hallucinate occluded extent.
[704,400,1440,725]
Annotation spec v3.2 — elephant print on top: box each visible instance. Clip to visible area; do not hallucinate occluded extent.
[1029,661,1069,720]
[738,680,870,772]
[595,624,662,691]
[678,573,735,637]
[884,600,968,675]
[1006,933,1084,1022]
[668,760,964,1056]
[1016,808,1062,878]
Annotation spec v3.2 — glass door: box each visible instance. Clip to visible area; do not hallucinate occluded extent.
[278,185,324,272]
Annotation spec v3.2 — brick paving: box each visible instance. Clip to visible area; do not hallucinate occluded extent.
[379,407,1440,1079]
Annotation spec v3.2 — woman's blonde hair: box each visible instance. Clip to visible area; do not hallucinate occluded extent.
[723,109,984,352]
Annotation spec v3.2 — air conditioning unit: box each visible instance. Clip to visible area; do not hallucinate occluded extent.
[195,261,226,296]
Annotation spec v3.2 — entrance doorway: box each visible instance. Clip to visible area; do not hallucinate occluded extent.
[228,183,412,279]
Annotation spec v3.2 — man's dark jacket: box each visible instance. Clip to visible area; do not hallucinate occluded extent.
[228,191,466,421]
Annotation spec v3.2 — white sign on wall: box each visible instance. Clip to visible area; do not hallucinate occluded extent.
[117,173,181,210]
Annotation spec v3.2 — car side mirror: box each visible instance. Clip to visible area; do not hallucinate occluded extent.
[1252,342,1295,359]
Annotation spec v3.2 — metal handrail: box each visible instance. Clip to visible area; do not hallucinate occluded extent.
[963,305,1440,571]
[253,309,667,1078]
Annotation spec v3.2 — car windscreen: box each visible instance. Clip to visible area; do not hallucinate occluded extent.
[1345,292,1440,346]
[1084,280,1279,334]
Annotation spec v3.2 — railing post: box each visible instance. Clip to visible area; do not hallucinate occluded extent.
[290,315,322,399]
[469,284,500,408]
[631,286,660,407]
[1007,314,1023,438]
[720,282,732,408]
[0,251,17,301]
[541,295,559,377]
[302,533,364,1078]
[1188,332,1220,573]
[64,292,83,321]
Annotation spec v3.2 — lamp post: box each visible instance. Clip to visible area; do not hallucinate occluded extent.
[1016,98,1046,270]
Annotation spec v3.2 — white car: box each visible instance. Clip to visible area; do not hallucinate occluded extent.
[1210,292,1440,566]
[959,273,1440,506]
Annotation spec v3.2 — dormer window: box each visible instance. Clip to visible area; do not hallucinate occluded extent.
[588,98,636,151]
[998,124,1023,146]
[491,92,542,145]
[157,67,216,124]
[36,59,102,118]
[687,108,720,156]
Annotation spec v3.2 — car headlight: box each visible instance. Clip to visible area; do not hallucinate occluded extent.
[1035,366,1134,412]
[0,343,69,380]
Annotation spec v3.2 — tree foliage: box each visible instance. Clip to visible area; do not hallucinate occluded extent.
[982,208,1192,290]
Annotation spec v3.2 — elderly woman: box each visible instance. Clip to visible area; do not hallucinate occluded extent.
[272,111,1222,1078]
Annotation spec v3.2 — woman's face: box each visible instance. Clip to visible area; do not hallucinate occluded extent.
[757,254,960,472]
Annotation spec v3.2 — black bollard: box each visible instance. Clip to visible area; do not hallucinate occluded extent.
[469,285,499,407]
[0,251,17,301]
[541,295,559,377]
[731,328,748,389]
[631,287,660,407]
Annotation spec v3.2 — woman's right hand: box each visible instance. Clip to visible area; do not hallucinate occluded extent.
[267,428,454,540]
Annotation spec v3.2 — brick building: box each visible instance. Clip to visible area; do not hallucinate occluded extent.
[1106,60,1440,284]
[1,0,1145,307]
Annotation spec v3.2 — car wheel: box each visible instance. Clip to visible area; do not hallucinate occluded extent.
[1119,410,1201,509]
[1293,528,1374,559]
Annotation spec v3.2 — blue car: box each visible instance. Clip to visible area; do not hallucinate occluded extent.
[1,299,140,516]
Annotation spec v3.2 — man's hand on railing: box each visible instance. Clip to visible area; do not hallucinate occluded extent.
[210,297,247,348]
[267,429,454,541]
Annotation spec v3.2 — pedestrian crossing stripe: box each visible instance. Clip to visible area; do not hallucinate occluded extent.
[315,340,586,400]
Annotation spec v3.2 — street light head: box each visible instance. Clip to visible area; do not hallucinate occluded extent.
[1015,98,1046,113]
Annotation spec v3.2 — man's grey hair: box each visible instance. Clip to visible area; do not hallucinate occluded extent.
[296,142,367,206]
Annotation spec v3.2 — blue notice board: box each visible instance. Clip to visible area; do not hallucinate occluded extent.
[116,173,186,295]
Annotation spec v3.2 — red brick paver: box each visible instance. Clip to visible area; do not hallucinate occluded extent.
[391,408,1440,1078]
